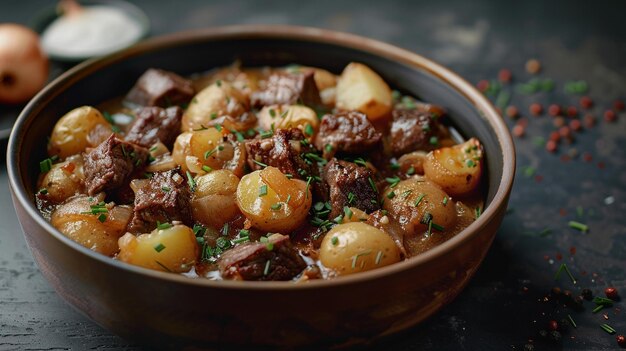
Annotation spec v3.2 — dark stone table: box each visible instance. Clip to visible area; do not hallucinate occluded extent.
[1,0,625,349]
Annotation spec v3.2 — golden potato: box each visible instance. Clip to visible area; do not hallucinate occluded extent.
[48,106,112,158]
[423,138,483,196]
[118,224,199,273]
[192,170,241,228]
[236,167,311,232]
[182,81,250,131]
[51,196,133,256]
[172,128,247,177]
[336,62,392,121]
[319,222,401,276]
[38,154,85,204]
[397,151,428,176]
[382,178,457,236]
[339,207,369,224]
[257,104,319,137]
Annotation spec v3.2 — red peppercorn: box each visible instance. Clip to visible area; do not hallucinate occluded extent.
[477,80,489,92]
[617,334,626,348]
[506,105,519,118]
[549,131,560,142]
[553,116,566,128]
[530,103,543,116]
[526,59,541,74]
[605,287,619,300]
[559,126,571,138]
[498,69,512,83]
[604,110,617,122]
[548,320,559,331]
[569,119,582,131]
[512,124,525,138]
[582,152,593,162]
[546,140,558,153]
[579,96,593,109]
[567,106,578,117]
[548,104,561,116]
[584,114,595,128]
[614,100,625,111]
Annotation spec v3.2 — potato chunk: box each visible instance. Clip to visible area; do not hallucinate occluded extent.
[336,62,392,121]
[118,224,199,273]
[236,167,311,232]
[319,222,401,276]
[423,138,483,196]
[48,106,112,158]
[191,170,241,229]
[182,81,249,131]
[256,104,319,138]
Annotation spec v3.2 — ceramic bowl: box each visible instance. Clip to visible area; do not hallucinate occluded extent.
[7,25,515,350]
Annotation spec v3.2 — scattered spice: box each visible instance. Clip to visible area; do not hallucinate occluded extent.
[566,106,578,117]
[614,100,625,111]
[505,105,519,118]
[512,124,525,138]
[529,103,543,116]
[498,68,512,83]
[476,80,490,92]
[617,335,626,348]
[525,59,541,74]
[553,116,566,128]
[584,114,596,128]
[605,287,619,300]
[548,104,561,116]
[604,110,617,122]
[546,140,558,153]
[579,96,593,109]
[569,119,582,131]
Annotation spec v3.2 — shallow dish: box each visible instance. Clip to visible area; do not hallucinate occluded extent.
[7,25,515,349]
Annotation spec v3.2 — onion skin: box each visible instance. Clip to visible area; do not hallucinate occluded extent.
[0,24,49,104]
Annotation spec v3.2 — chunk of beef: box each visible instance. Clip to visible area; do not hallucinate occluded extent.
[324,159,380,218]
[245,128,316,178]
[218,234,306,281]
[390,107,443,156]
[125,68,195,107]
[129,169,192,233]
[251,71,321,108]
[83,134,148,196]
[125,106,183,148]
[314,111,382,155]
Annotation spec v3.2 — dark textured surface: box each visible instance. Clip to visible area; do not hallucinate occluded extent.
[1,0,625,350]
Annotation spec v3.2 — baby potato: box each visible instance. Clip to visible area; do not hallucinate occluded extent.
[257,104,319,137]
[336,62,392,121]
[182,81,250,131]
[38,155,85,204]
[172,128,247,177]
[118,224,199,273]
[382,178,457,236]
[339,207,369,224]
[48,106,112,158]
[397,151,428,176]
[192,170,241,228]
[236,167,312,233]
[51,196,133,256]
[319,222,401,276]
[423,138,483,196]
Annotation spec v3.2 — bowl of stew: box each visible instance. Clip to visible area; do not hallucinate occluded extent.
[7,25,515,349]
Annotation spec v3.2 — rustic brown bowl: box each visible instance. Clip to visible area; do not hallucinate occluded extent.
[7,25,515,350]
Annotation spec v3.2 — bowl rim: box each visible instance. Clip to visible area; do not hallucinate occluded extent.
[7,24,515,291]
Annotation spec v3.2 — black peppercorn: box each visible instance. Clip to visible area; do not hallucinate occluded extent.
[582,288,593,300]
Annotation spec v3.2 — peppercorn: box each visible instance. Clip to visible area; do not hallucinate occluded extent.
[614,100,625,111]
[567,106,578,117]
[546,140,558,153]
[505,105,519,118]
[569,119,582,131]
[582,288,593,300]
[559,126,571,138]
[498,69,512,83]
[548,320,559,331]
[477,80,489,92]
[584,114,595,128]
[605,287,619,300]
[549,131,560,142]
[604,110,617,122]
[530,103,543,116]
[526,59,541,74]
[512,124,525,138]
[548,104,561,116]
[579,96,593,109]
[617,335,626,348]
[553,116,566,127]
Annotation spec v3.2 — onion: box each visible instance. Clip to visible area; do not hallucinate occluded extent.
[0,24,49,104]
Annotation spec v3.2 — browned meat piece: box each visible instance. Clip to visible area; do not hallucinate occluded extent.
[390,108,442,156]
[218,234,306,281]
[125,106,183,148]
[125,68,195,107]
[251,71,321,108]
[245,128,316,178]
[324,159,380,218]
[314,111,382,154]
[129,168,192,233]
[83,134,148,196]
